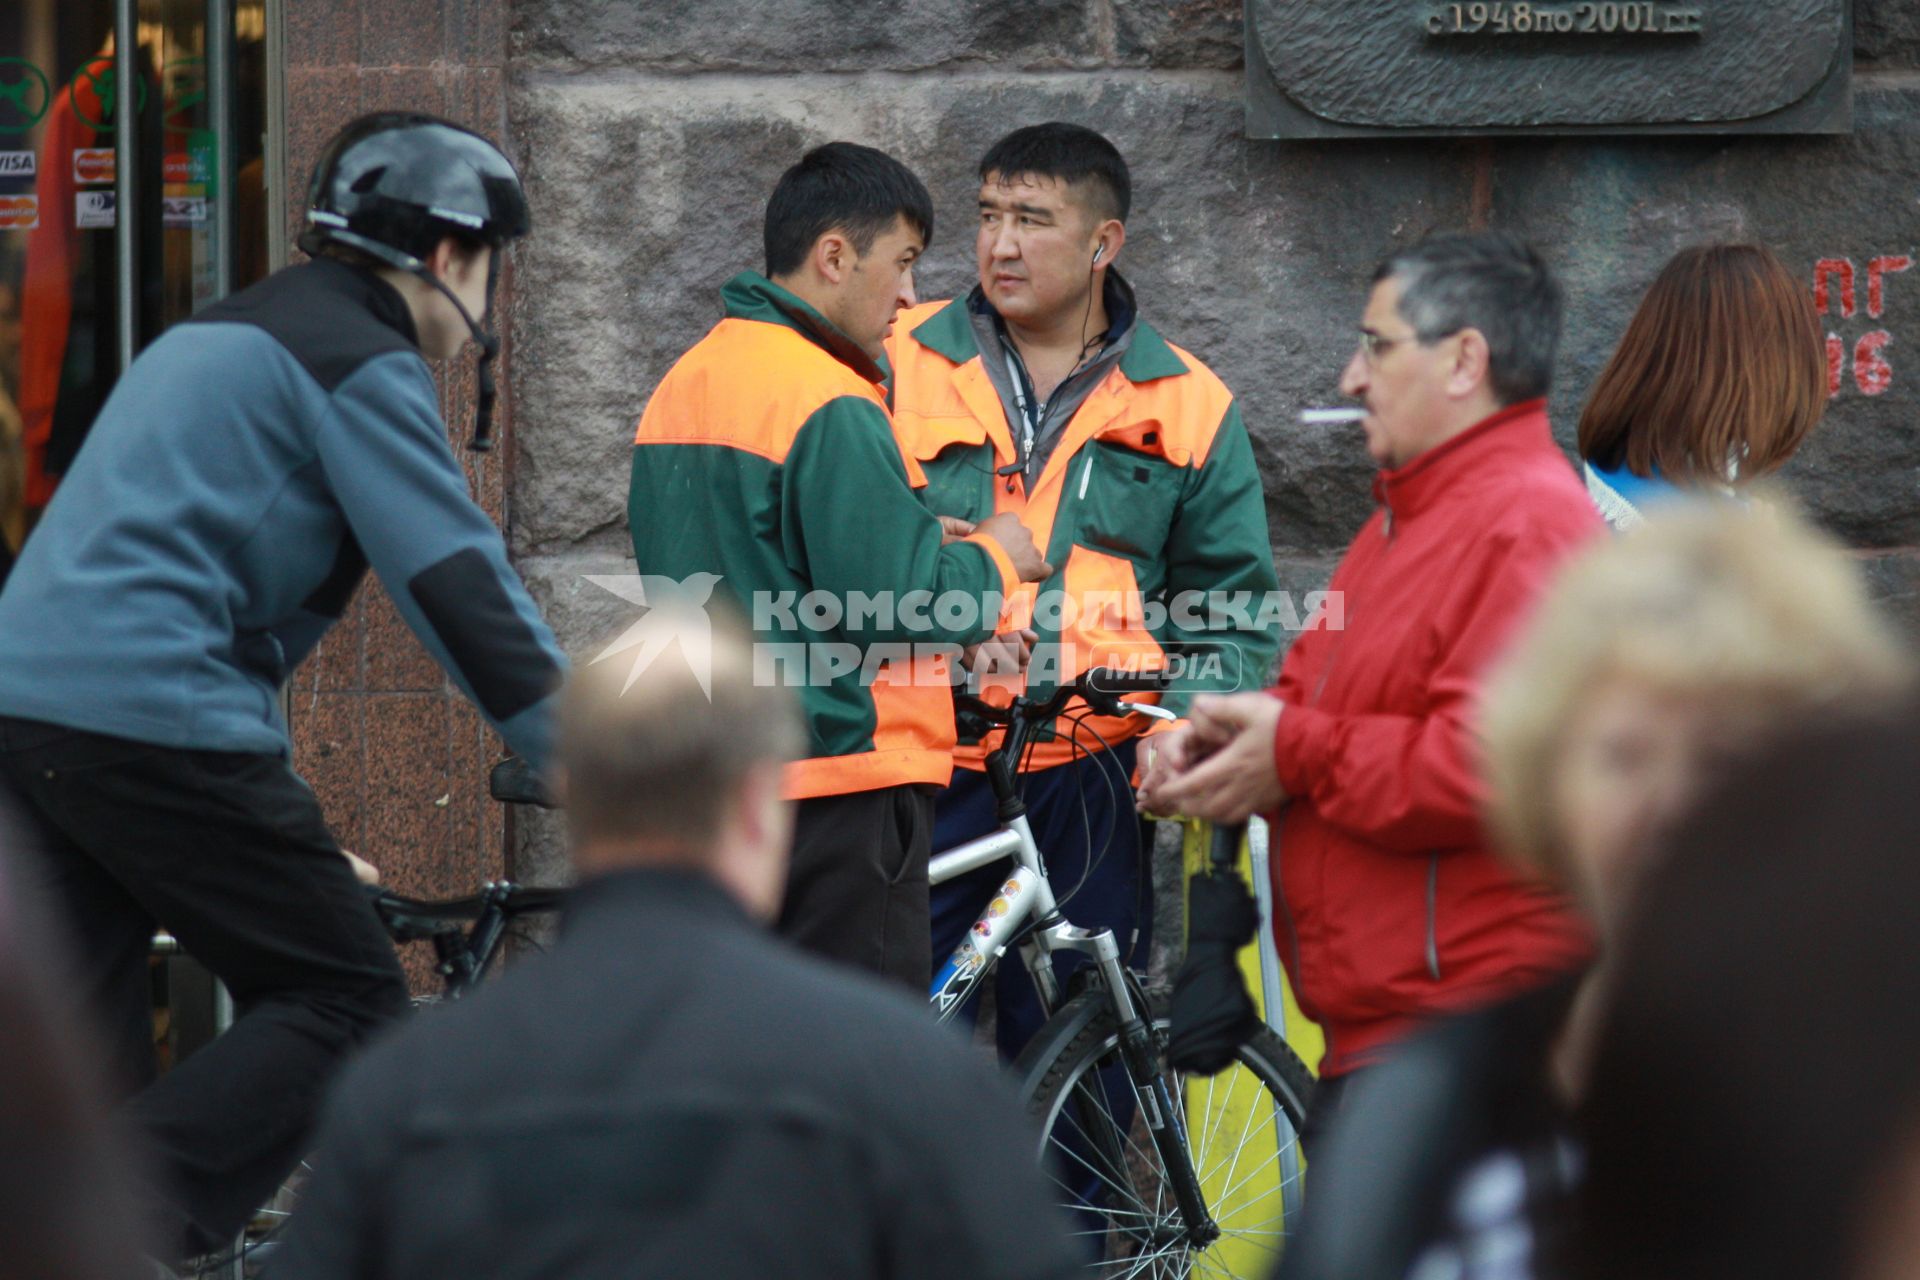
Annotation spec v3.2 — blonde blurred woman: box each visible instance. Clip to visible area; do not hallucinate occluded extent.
[1276,500,1910,1280]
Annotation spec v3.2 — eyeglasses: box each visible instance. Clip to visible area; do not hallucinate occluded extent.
[1357,330,1414,364]
[1357,326,1461,366]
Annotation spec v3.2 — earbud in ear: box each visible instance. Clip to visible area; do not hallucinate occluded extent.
[1091,245,1104,265]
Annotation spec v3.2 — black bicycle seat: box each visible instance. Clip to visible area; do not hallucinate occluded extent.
[489,756,558,808]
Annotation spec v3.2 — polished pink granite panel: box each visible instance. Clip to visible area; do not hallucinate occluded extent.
[284,0,519,923]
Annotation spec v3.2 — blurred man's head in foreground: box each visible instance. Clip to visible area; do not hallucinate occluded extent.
[557,603,804,918]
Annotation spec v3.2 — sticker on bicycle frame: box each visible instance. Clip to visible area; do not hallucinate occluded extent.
[987,897,1010,918]
[1002,879,1021,895]
[73,147,114,185]
[0,151,33,177]
[76,190,115,228]
[972,921,992,937]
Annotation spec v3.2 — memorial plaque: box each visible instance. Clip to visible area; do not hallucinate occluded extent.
[1247,0,1850,138]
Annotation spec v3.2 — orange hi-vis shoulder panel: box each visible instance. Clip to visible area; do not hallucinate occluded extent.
[634,316,887,460]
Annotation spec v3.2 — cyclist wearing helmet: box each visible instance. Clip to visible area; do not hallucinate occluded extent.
[0,111,563,1259]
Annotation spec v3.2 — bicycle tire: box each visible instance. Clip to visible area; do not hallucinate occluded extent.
[1017,990,1314,1277]
[181,1155,312,1278]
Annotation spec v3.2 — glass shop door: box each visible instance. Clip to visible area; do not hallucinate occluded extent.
[0,0,270,579]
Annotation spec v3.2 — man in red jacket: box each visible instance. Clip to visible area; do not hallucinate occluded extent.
[1141,232,1599,1111]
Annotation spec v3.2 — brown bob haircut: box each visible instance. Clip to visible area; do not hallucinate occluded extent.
[1576,244,1824,484]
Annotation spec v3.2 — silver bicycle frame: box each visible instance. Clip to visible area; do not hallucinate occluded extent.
[926,697,1172,1028]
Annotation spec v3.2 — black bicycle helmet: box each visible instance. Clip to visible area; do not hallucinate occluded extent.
[299,112,530,451]
[300,111,529,263]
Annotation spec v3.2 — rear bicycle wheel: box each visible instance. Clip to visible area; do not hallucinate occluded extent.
[1017,991,1314,1277]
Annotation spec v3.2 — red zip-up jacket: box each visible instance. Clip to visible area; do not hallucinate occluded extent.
[1268,400,1599,1078]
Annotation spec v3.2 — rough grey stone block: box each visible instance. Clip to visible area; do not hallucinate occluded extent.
[511,0,1102,71]
[1114,0,1244,69]
[517,550,648,658]
[1855,549,1920,639]
[507,550,646,877]
[1857,0,1920,66]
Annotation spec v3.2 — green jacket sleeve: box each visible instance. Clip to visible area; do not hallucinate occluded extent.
[1154,401,1282,719]
[781,395,1018,649]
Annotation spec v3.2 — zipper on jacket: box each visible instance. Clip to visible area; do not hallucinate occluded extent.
[1425,852,1442,981]
[1269,812,1314,1021]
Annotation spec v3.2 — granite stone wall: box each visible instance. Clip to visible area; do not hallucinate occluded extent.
[500,2,1919,876]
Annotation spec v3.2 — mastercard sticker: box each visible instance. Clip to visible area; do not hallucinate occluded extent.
[72,148,114,185]
[0,194,37,230]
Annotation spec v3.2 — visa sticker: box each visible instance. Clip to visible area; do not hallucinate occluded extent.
[0,151,34,178]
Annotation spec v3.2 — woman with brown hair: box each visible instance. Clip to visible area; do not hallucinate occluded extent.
[1578,244,1825,530]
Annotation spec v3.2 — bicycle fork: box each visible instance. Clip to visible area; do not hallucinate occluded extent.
[1042,922,1223,1251]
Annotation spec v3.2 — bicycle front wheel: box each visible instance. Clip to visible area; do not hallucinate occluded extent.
[1017,991,1314,1277]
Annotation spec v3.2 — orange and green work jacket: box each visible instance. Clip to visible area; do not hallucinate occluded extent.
[887,294,1281,772]
[629,273,1021,800]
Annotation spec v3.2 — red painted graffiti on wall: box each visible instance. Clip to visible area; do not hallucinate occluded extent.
[1815,255,1912,398]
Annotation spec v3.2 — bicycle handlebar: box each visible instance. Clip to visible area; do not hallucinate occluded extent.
[368,882,567,942]
[959,666,1171,731]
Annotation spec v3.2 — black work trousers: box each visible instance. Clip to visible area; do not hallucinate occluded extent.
[0,716,410,1258]
[778,784,935,993]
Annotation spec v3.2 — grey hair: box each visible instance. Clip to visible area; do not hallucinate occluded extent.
[1373,232,1564,406]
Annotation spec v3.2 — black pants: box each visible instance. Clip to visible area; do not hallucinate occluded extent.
[778,784,934,992]
[0,717,410,1257]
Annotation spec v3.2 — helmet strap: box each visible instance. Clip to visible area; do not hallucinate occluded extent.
[307,227,504,452]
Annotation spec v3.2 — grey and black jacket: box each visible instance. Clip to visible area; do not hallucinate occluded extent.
[0,257,563,764]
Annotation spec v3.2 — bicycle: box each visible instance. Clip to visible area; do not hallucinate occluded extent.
[183,758,565,1279]
[927,667,1316,1276]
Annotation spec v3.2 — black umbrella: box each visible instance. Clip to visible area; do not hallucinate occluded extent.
[1167,823,1263,1075]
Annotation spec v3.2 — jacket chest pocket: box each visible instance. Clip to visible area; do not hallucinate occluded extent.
[1073,440,1183,562]
[901,414,996,524]
[918,449,995,524]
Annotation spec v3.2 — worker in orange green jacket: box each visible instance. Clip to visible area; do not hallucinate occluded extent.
[628,142,1049,990]
[886,123,1281,1057]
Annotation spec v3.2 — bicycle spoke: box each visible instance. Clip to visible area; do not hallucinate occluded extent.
[1044,1119,1162,1218]
[1035,1012,1311,1278]
[1213,1151,1290,1214]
